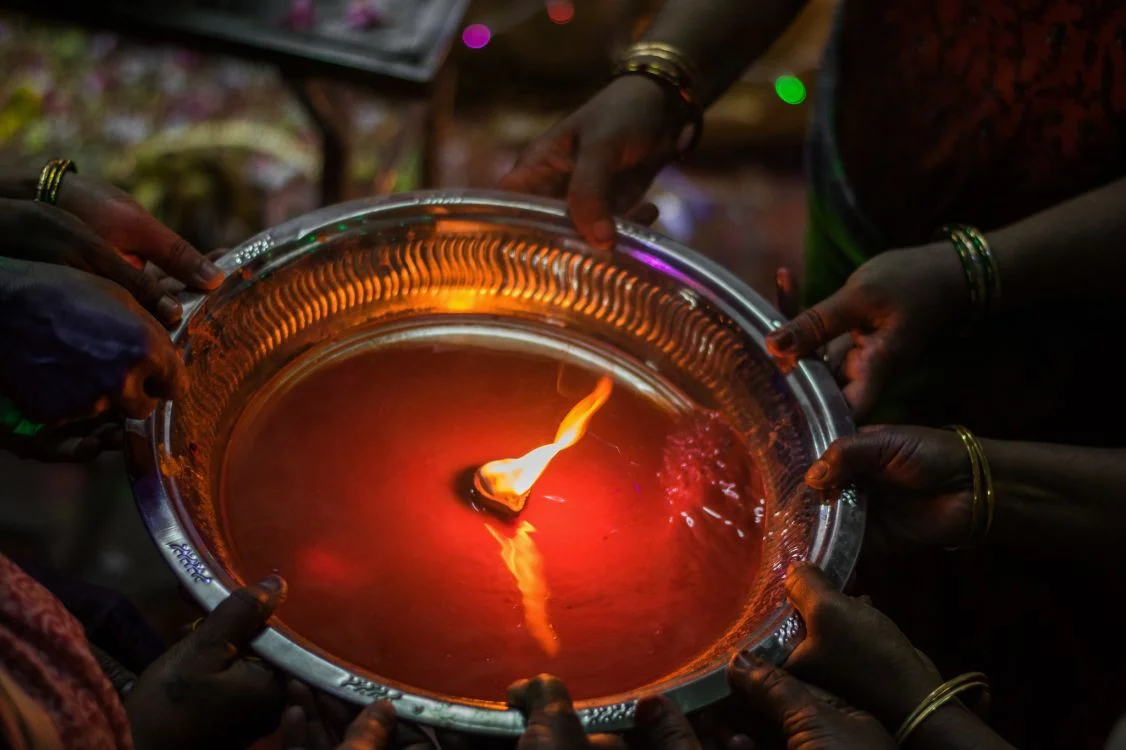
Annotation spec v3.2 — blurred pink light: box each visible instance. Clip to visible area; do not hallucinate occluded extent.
[462,23,491,49]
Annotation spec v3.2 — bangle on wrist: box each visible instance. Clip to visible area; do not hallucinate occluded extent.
[613,41,704,155]
[944,425,995,549]
[938,224,1001,321]
[895,671,990,746]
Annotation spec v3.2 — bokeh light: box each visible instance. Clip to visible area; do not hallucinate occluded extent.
[773,75,807,105]
[546,0,575,24]
[462,23,492,49]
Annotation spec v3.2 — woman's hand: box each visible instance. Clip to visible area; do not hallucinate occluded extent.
[283,697,398,750]
[804,426,974,550]
[0,170,224,326]
[506,674,698,750]
[281,681,435,750]
[125,576,288,750]
[781,566,941,728]
[765,245,969,420]
[0,260,184,423]
[727,655,897,750]
[500,76,681,250]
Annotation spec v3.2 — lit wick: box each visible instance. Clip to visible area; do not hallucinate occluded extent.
[473,376,614,516]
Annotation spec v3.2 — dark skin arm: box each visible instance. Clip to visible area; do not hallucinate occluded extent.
[767,177,1126,418]
[986,176,1126,311]
[501,0,807,249]
[808,426,1126,563]
[640,0,808,106]
[979,439,1126,559]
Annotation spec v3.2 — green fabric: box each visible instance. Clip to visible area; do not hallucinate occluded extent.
[0,395,43,436]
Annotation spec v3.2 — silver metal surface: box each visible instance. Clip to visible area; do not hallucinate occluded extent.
[128,189,864,736]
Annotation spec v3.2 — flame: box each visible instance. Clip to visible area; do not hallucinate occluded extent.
[477,376,613,508]
[487,521,558,656]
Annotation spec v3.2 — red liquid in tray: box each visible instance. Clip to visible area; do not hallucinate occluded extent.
[221,343,764,701]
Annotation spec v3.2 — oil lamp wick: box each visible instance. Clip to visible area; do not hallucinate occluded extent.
[469,376,614,518]
[472,468,529,516]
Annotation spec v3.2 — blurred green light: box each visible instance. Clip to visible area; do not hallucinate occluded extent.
[774,75,807,105]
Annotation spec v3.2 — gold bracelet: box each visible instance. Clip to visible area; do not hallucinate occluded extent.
[946,425,995,549]
[614,41,704,154]
[895,672,990,745]
[967,430,994,543]
[34,159,77,205]
[622,41,702,89]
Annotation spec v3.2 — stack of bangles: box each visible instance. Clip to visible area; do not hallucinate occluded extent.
[946,425,995,549]
[34,158,77,205]
[940,224,1001,320]
[612,41,705,155]
[895,671,991,746]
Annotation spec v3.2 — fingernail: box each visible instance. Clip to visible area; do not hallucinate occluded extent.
[768,329,795,352]
[157,296,182,323]
[197,258,223,286]
[733,650,763,670]
[804,460,830,486]
[591,220,615,248]
[634,697,664,723]
[775,268,790,290]
[258,574,287,603]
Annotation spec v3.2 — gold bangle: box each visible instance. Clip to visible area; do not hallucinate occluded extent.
[34,159,77,205]
[948,425,981,549]
[970,431,995,542]
[622,41,702,88]
[945,425,994,548]
[895,672,990,745]
[613,47,705,154]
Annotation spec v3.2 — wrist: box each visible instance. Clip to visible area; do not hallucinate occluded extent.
[611,46,703,151]
[0,159,42,200]
[909,242,978,330]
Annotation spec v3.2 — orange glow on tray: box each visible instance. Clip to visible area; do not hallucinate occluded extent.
[221,344,763,700]
[475,376,613,513]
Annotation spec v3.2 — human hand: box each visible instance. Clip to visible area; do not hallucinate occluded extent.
[57,174,225,314]
[282,680,435,750]
[0,177,222,326]
[507,674,699,750]
[283,694,398,750]
[727,653,897,750]
[781,566,941,729]
[804,426,974,550]
[125,576,287,750]
[765,245,968,420]
[0,260,184,423]
[500,76,683,250]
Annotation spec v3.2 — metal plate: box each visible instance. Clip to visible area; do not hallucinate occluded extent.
[127,189,864,735]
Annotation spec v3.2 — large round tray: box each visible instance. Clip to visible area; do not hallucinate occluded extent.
[127,190,863,735]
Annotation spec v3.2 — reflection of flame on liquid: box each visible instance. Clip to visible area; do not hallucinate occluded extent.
[487,521,559,656]
[474,376,613,514]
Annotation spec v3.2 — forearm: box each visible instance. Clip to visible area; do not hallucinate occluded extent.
[980,438,1126,561]
[984,177,1126,311]
[640,0,809,105]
